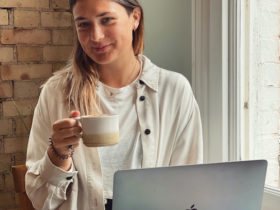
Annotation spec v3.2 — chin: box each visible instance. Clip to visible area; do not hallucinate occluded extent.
[89,52,117,65]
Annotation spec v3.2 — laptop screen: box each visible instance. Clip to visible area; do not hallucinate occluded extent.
[112,160,267,210]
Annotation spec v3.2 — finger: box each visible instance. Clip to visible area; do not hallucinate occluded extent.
[69,110,80,118]
[53,118,80,131]
[69,110,82,128]
[67,142,80,150]
[52,127,82,141]
[52,136,81,149]
[72,142,80,149]
[74,133,82,138]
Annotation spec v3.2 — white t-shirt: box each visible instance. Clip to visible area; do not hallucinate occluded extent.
[97,65,143,199]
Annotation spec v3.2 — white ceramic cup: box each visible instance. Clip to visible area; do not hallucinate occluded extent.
[75,115,119,147]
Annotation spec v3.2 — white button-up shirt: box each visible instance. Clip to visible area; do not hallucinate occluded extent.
[25,55,203,210]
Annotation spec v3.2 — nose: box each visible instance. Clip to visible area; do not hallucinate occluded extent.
[90,24,104,42]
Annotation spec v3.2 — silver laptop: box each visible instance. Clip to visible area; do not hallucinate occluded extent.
[112,160,267,210]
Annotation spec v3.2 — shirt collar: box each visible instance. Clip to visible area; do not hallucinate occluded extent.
[138,54,159,92]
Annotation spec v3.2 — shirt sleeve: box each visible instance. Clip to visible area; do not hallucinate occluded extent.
[169,77,203,165]
[25,84,78,210]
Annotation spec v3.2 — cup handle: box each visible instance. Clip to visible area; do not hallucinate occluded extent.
[73,116,81,120]
[73,116,83,138]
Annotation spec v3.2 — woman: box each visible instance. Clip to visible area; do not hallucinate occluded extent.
[25,0,203,209]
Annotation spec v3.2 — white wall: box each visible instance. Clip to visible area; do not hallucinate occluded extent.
[248,0,280,188]
[139,0,192,82]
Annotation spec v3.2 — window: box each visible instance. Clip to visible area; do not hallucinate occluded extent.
[192,0,280,209]
[240,0,280,190]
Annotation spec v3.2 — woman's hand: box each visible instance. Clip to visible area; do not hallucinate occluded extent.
[47,110,82,171]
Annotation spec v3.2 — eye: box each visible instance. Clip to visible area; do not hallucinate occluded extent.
[101,17,114,24]
[77,22,90,28]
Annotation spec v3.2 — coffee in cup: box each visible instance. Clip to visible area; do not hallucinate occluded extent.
[75,114,119,147]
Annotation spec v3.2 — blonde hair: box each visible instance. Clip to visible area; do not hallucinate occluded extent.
[46,0,144,115]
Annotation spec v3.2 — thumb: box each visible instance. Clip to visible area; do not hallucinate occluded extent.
[69,110,80,118]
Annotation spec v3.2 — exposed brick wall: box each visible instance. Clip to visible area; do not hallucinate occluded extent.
[249,0,280,187]
[0,0,74,209]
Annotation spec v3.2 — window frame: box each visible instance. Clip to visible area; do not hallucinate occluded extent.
[191,0,280,209]
[191,0,229,164]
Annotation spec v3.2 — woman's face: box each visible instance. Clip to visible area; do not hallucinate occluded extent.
[73,0,140,65]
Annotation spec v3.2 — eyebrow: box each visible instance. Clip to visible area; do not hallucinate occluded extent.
[74,12,113,21]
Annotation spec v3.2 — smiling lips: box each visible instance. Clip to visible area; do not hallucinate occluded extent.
[92,44,111,53]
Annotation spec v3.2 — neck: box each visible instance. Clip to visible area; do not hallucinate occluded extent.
[97,52,140,88]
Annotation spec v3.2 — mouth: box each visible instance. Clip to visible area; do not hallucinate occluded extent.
[92,44,111,53]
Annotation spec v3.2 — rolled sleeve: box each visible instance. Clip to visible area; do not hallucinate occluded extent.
[40,152,78,186]
[25,81,79,209]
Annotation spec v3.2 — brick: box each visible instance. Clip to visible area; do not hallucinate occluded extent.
[0,172,15,191]
[256,111,280,135]
[0,64,52,80]
[53,62,67,72]
[259,39,279,63]
[43,46,73,61]
[0,174,4,190]
[0,192,15,208]
[0,136,3,153]
[14,10,40,27]
[1,29,51,45]
[52,0,70,9]
[255,135,279,159]
[0,0,49,8]
[15,115,33,135]
[41,12,72,27]
[259,11,280,39]
[4,137,28,153]
[11,153,26,165]
[5,173,14,191]
[260,63,280,87]
[0,47,14,63]
[14,80,40,98]
[0,81,13,98]
[0,119,13,136]
[17,46,42,62]
[0,155,11,174]
[53,29,74,45]
[0,153,26,170]
[0,9,8,25]
[39,0,50,8]
[259,0,280,13]
[3,99,37,117]
[259,87,280,111]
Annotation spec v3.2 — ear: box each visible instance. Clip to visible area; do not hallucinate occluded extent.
[132,7,141,30]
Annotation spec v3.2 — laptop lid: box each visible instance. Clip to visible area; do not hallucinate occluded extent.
[112,160,267,210]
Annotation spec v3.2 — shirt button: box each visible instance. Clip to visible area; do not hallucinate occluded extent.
[145,129,151,135]
[66,176,73,180]
[139,96,145,101]
[139,80,145,85]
